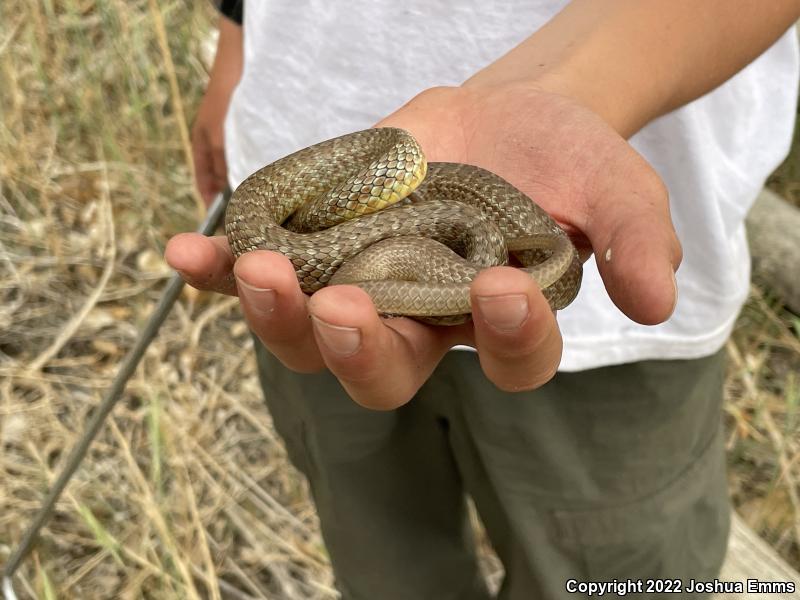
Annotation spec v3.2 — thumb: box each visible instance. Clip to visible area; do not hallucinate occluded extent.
[581,155,682,326]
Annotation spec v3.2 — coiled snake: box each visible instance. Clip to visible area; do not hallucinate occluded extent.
[225,128,582,325]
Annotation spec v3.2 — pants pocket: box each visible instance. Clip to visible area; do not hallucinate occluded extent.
[552,430,731,595]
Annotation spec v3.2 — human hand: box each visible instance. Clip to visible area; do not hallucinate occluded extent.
[192,18,243,206]
[192,83,230,206]
[382,84,681,324]
[166,83,680,409]
[165,233,562,408]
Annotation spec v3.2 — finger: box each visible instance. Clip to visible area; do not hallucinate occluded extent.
[307,286,456,410]
[579,147,682,325]
[588,169,682,325]
[471,267,563,392]
[234,250,325,373]
[165,233,237,295]
[192,130,224,206]
[210,146,228,188]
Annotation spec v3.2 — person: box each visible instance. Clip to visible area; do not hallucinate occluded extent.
[166,2,800,598]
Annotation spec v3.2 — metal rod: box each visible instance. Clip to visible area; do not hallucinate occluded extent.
[2,190,230,598]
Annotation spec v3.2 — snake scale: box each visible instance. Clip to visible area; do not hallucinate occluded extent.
[225,128,582,325]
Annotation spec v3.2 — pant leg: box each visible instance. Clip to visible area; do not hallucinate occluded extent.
[439,349,730,600]
[252,338,491,600]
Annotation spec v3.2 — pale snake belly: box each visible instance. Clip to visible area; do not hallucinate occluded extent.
[225,128,582,325]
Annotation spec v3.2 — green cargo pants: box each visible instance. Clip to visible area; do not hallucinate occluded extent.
[253,341,730,600]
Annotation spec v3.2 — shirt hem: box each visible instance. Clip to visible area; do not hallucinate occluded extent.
[450,308,739,373]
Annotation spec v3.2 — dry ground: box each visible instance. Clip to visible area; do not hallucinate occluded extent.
[1,3,798,598]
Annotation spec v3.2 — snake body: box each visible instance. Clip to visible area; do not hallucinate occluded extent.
[225,128,582,325]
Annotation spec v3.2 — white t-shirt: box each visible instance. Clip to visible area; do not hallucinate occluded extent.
[225,1,799,372]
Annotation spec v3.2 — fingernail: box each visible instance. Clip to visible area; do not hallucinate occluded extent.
[237,278,277,315]
[310,316,362,356]
[476,294,529,332]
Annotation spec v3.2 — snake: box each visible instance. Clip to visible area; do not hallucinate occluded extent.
[225,127,582,325]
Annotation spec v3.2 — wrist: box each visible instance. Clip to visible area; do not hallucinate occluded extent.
[463,27,672,139]
[465,0,800,140]
[522,65,668,140]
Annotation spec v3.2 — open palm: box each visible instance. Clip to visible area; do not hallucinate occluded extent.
[166,82,681,409]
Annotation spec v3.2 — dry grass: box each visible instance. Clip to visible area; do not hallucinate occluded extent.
[0,2,798,598]
[726,287,800,568]
[1,2,333,598]
[768,91,800,208]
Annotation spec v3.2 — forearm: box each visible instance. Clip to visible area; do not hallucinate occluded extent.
[208,15,244,96]
[466,0,800,137]
[192,15,243,203]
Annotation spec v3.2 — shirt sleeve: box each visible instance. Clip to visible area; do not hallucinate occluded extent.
[216,0,243,25]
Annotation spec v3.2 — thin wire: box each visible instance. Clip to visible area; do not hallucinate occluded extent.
[2,190,230,599]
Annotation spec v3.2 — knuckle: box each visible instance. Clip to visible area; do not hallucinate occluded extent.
[484,335,541,360]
